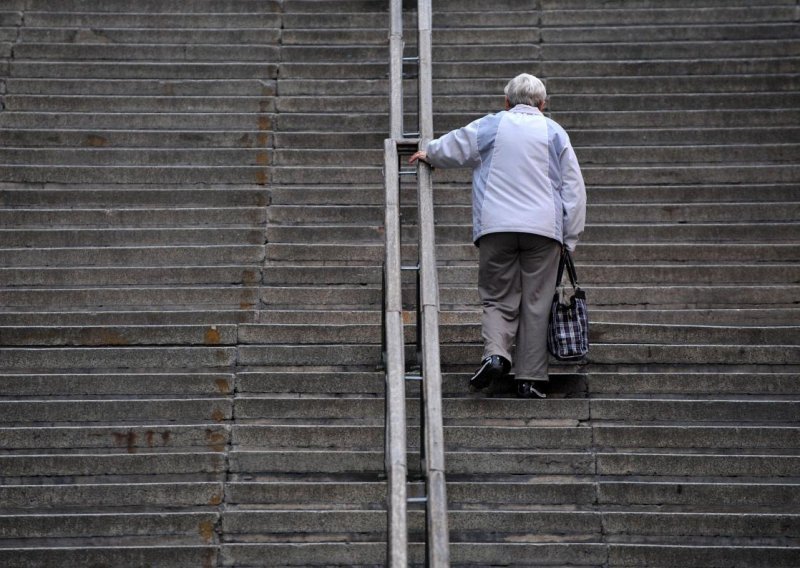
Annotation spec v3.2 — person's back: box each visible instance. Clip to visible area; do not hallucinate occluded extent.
[410,73,586,397]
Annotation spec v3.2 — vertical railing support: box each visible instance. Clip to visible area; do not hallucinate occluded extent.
[383,139,408,568]
[383,0,450,566]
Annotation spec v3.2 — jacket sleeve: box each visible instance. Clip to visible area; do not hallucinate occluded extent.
[424,118,481,169]
[559,141,586,252]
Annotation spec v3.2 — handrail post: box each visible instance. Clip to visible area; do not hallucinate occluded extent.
[389,0,404,139]
[383,139,408,568]
[383,1,450,566]
[417,1,450,566]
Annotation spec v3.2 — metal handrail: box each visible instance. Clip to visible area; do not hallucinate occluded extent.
[382,0,450,566]
[383,138,408,568]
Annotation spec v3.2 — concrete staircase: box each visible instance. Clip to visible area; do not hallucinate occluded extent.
[1,0,799,566]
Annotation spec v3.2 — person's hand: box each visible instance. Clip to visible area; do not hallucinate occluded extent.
[408,151,428,165]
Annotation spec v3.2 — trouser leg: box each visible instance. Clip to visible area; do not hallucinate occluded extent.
[514,234,562,380]
[477,232,520,364]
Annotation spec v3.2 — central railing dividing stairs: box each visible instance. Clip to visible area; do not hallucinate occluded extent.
[381,0,449,566]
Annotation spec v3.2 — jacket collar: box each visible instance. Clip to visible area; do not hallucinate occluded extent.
[509,104,542,115]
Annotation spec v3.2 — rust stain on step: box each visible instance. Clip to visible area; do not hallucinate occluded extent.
[206,429,227,452]
[85,134,108,147]
[211,407,225,422]
[112,431,138,454]
[198,520,215,544]
[204,327,221,345]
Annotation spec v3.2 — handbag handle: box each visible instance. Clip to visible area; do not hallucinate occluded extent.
[555,248,580,289]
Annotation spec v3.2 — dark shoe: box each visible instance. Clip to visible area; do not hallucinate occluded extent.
[469,355,510,391]
[516,380,547,399]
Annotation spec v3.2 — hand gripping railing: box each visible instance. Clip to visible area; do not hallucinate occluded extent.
[382,0,450,566]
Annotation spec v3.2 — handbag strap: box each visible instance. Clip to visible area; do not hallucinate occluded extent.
[555,248,580,289]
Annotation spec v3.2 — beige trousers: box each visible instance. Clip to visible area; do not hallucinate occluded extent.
[478,232,561,380]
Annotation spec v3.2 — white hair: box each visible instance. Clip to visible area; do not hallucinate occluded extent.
[504,73,547,108]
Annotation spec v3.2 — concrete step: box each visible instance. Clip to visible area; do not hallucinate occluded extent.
[14,44,280,62]
[220,542,608,567]
[0,148,274,167]
[0,511,219,542]
[270,144,800,167]
[0,266,262,287]
[0,398,231,424]
[0,372,235,396]
[597,452,800,478]
[251,305,800,328]
[0,246,264,267]
[0,452,227,478]
[237,369,800,397]
[268,107,798,133]
[0,227,264,247]
[0,424,225,451]
[547,74,800,95]
[0,165,271,185]
[542,22,800,43]
[233,424,592,451]
[9,61,280,79]
[277,58,797,81]
[589,371,800,396]
[282,11,537,30]
[23,12,281,29]
[233,423,800,451]
[0,129,273,148]
[0,189,270,208]
[0,325,238,346]
[0,545,219,567]
[591,399,800,424]
[267,202,799,225]
[605,544,800,568]
[269,222,800,245]
[0,310,253,326]
[235,396,588,423]
[229,449,595,476]
[541,6,798,26]
[216,508,800,547]
[0,346,237,370]
[0,207,267,227]
[595,425,800,450]
[264,242,800,264]
[262,182,797,207]
[274,74,800,96]
[0,286,261,309]
[24,0,282,11]
[3,95,277,113]
[282,26,540,46]
[273,92,800,114]
[19,27,282,45]
[598,479,800,510]
[4,78,276,96]
[255,282,799,310]
[235,322,800,347]
[540,39,800,61]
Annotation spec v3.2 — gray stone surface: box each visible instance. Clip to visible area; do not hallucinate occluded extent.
[1,0,798,564]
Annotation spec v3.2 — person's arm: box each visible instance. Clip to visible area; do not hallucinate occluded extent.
[560,141,586,252]
[409,119,481,168]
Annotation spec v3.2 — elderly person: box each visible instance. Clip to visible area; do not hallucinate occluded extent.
[409,73,586,397]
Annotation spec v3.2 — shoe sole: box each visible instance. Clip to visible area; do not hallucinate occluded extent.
[469,358,500,390]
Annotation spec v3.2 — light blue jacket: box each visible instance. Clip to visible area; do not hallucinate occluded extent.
[425,104,586,251]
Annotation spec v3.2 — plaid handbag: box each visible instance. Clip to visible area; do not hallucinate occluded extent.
[547,249,589,361]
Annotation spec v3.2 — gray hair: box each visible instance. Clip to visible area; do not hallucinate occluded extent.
[504,73,547,108]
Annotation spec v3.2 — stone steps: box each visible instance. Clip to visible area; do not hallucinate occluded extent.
[1,0,798,564]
